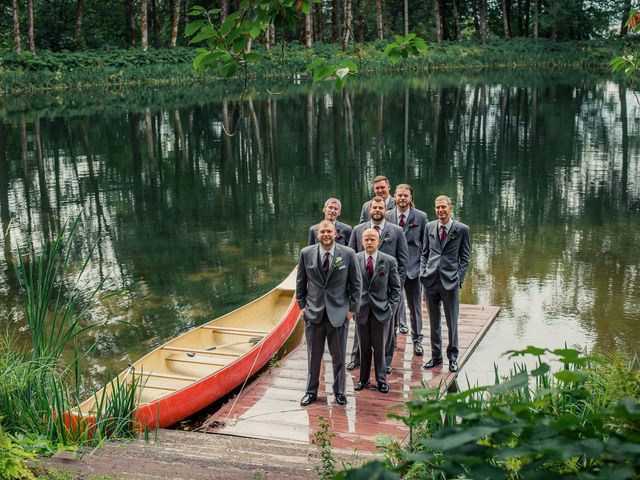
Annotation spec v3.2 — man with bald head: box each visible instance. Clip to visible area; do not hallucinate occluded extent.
[296,220,362,406]
[308,198,352,246]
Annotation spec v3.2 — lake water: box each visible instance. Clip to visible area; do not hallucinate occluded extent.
[1,70,639,387]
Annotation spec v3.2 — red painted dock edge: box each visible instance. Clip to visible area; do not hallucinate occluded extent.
[204,303,500,452]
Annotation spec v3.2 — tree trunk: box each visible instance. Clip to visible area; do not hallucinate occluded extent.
[452,0,460,40]
[517,0,523,35]
[75,0,84,50]
[125,0,136,46]
[621,0,631,36]
[332,0,341,42]
[151,0,159,36]
[434,0,443,43]
[479,0,488,43]
[268,23,275,47]
[141,0,149,50]
[170,0,180,48]
[12,0,22,54]
[342,0,352,50]
[305,11,313,47]
[470,0,480,40]
[220,0,228,23]
[533,0,539,38]
[502,0,511,38]
[403,0,409,35]
[375,0,383,40]
[27,0,35,53]
[314,3,323,42]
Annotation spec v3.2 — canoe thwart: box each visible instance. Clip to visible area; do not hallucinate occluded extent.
[201,326,269,336]
[165,356,227,366]
[162,346,241,357]
[141,372,199,382]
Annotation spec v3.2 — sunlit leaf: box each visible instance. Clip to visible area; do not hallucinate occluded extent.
[185,20,204,37]
[335,67,349,79]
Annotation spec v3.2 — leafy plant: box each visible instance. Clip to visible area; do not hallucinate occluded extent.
[611,10,640,79]
[382,34,427,65]
[313,416,336,479]
[0,422,35,480]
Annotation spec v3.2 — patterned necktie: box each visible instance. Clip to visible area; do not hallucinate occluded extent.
[374,225,381,235]
[399,213,405,228]
[322,251,330,273]
[440,225,447,243]
[366,255,374,277]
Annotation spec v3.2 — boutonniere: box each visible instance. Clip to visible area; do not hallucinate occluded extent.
[336,233,345,240]
[334,256,344,267]
[409,223,419,228]
[448,232,458,240]
[375,264,386,276]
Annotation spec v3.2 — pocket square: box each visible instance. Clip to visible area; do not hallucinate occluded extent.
[338,266,346,270]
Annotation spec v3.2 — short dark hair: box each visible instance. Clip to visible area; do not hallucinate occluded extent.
[372,175,390,185]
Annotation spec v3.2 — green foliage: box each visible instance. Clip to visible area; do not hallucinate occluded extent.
[339,347,640,479]
[382,34,427,65]
[314,416,336,480]
[611,11,640,79]
[0,422,35,480]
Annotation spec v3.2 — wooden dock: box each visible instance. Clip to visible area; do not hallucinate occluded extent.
[202,303,500,452]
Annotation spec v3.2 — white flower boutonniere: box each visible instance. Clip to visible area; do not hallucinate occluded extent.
[334,257,344,267]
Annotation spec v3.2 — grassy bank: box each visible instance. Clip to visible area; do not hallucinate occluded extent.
[0,38,629,95]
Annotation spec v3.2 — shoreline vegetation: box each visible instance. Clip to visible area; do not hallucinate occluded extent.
[0,38,631,96]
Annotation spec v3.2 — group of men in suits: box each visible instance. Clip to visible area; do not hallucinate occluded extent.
[296,176,471,406]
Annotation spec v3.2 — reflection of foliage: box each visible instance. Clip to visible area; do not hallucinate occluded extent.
[338,347,640,479]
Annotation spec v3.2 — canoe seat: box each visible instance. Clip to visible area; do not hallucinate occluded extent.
[201,326,269,336]
[141,372,198,382]
[142,384,178,392]
[165,355,227,367]
[162,346,240,357]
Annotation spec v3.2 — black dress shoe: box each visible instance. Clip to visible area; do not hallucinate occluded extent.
[335,393,348,405]
[385,365,393,374]
[413,342,424,356]
[398,325,409,334]
[354,380,370,391]
[346,361,359,371]
[449,361,458,372]
[423,358,443,369]
[300,393,317,406]
[377,383,389,394]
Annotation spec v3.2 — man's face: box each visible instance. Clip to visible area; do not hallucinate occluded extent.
[394,188,411,210]
[316,223,337,248]
[373,180,390,199]
[362,231,380,255]
[434,198,453,224]
[369,200,386,222]
[323,202,340,222]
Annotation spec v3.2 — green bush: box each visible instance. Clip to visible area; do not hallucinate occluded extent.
[0,422,35,480]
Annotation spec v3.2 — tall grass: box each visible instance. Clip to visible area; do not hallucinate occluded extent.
[0,215,141,450]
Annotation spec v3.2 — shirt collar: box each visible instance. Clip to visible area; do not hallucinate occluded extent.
[397,207,411,219]
[320,243,336,258]
[439,218,454,232]
[370,219,386,231]
[367,251,378,263]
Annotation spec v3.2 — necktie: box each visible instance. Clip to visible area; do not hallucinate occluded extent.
[440,225,447,242]
[374,225,381,235]
[399,214,405,228]
[322,251,330,273]
[366,255,374,277]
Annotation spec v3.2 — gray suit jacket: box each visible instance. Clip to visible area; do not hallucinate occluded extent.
[359,197,396,223]
[349,221,409,284]
[296,244,362,327]
[420,220,471,291]
[308,221,352,247]
[355,251,401,325]
[385,208,428,280]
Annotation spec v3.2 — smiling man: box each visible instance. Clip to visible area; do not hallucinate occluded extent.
[308,198,352,246]
[359,175,395,223]
[420,195,471,373]
[296,220,361,407]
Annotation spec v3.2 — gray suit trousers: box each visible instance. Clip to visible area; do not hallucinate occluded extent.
[356,314,387,385]
[424,276,459,362]
[384,306,398,366]
[404,276,423,343]
[305,312,348,395]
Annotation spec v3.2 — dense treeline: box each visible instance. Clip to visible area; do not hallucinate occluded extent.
[1,0,636,54]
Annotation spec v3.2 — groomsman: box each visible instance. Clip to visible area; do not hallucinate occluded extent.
[420,195,471,373]
[385,184,428,357]
[359,175,395,223]
[348,197,408,374]
[296,220,361,406]
[354,228,401,394]
[308,198,352,246]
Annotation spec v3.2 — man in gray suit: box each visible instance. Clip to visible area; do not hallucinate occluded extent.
[348,197,408,374]
[354,228,401,394]
[420,195,471,373]
[308,198,352,246]
[386,184,428,357]
[296,220,362,406]
[359,175,396,223]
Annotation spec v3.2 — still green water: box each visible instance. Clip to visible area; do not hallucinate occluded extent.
[1,70,639,386]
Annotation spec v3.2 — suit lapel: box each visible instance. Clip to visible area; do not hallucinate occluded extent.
[378,224,389,248]
[370,256,384,283]
[442,220,456,248]
[316,245,327,281]
[402,210,414,234]
[324,244,341,284]
[360,254,371,287]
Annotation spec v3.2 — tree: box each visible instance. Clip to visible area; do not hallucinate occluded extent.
[27,0,35,53]
[434,0,443,43]
[304,10,313,47]
[621,0,631,36]
[343,0,353,49]
[332,0,341,42]
[479,0,488,43]
[125,0,136,46]
[12,0,21,54]
[141,0,149,51]
[170,0,181,48]
[75,0,84,50]
[403,0,408,35]
[375,0,383,40]
[503,0,512,38]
